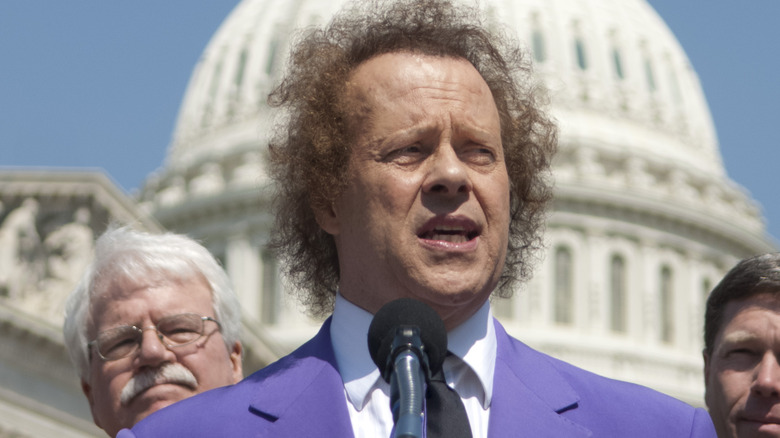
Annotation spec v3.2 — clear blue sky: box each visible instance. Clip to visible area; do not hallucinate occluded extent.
[1,1,778,243]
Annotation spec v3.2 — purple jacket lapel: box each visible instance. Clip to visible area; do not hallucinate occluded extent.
[245,318,592,437]
[250,318,592,437]
[488,320,591,437]
[247,318,355,437]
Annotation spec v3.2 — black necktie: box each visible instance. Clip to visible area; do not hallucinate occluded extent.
[426,355,473,438]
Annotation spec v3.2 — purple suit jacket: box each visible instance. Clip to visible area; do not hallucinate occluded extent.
[120,318,715,437]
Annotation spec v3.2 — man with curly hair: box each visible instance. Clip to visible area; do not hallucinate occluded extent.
[123,0,715,436]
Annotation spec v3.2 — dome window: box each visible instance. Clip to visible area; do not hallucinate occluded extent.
[261,249,281,324]
[644,58,656,92]
[265,37,279,76]
[201,57,224,127]
[612,48,624,80]
[609,254,627,333]
[234,48,248,93]
[228,48,249,117]
[667,63,683,104]
[659,266,674,343]
[702,277,712,312]
[532,30,546,63]
[554,246,574,324]
[575,38,588,71]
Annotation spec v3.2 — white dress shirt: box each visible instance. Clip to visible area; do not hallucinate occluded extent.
[330,294,496,437]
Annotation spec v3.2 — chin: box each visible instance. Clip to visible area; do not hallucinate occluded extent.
[417,287,489,314]
[414,285,478,303]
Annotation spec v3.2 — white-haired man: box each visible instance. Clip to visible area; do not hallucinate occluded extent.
[63,226,243,437]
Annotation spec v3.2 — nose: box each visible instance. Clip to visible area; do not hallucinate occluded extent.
[422,143,472,196]
[752,352,780,398]
[135,327,175,367]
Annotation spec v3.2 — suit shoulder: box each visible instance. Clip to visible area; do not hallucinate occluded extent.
[128,378,259,436]
[500,334,715,436]
[539,348,689,409]
[129,326,337,437]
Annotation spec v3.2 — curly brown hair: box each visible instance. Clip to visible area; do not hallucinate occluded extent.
[267,0,557,317]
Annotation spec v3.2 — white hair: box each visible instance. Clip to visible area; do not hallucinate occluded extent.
[63,226,241,380]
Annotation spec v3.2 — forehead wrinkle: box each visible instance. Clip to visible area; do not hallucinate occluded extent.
[349,54,497,152]
[363,120,441,152]
[363,91,497,149]
[405,79,486,104]
[396,82,489,121]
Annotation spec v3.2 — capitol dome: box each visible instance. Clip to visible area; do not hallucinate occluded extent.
[139,0,775,405]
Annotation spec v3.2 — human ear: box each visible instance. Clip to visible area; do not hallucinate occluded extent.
[230,342,244,383]
[314,203,341,236]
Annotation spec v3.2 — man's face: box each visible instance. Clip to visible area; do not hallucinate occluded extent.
[82,276,242,437]
[705,293,780,437]
[317,52,509,329]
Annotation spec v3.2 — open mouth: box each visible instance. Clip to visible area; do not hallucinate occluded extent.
[419,225,479,242]
[417,217,480,244]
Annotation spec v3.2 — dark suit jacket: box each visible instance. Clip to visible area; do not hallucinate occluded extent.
[120,318,715,437]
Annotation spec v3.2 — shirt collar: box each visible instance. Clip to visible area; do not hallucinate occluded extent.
[447,299,495,409]
[331,293,384,411]
[330,294,496,411]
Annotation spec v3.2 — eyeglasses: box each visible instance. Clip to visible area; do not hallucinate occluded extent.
[88,313,221,361]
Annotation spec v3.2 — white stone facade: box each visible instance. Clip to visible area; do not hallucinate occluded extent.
[136,0,776,407]
[0,171,162,437]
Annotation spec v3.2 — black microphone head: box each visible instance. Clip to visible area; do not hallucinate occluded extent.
[367,298,448,378]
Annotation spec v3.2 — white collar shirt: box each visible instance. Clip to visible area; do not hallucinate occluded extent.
[330,294,496,438]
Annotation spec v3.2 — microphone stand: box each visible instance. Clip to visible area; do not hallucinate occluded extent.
[386,326,430,438]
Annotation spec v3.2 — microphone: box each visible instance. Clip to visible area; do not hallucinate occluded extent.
[368,298,447,438]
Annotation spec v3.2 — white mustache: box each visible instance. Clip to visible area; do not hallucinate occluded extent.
[120,363,198,405]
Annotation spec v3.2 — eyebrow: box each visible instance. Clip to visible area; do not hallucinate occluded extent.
[720,330,760,346]
[369,120,499,149]
[364,124,430,152]
[453,123,500,146]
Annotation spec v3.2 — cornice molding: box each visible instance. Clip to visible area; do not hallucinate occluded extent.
[552,184,775,257]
